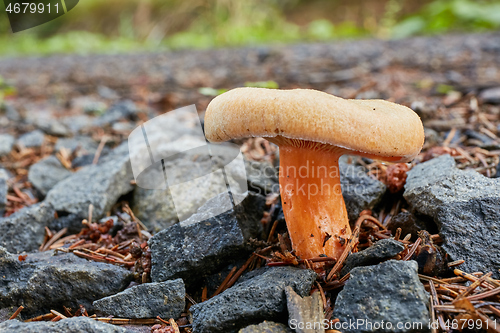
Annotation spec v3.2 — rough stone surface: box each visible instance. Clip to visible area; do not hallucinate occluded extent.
[0,306,22,322]
[479,86,500,104]
[0,247,133,316]
[71,95,107,114]
[98,85,119,100]
[94,100,138,126]
[205,260,247,296]
[0,168,8,215]
[61,115,93,134]
[404,154,500,218]
[55,136,100,155]
[48,213,86,234]
[35,118,70,137]
[334,260,430,333]
[386,211,429,242]
[404,154,500,277]
[0,317,128,333]
[191,267,316,333]
[132,186,177,232]
[239,321,292,333]
[127,131,202,230]
[93,279,185,319]
[286,286,324,333]
[2,104,21,122]
[46,143,134,219]
[132,138,247,231]
[436,198,500,278]
[16,130,45,148]
[0,202,55,253]
[72,154,96,168]
[465,129,498,148]
[149,191,265,284]
[424,127,440,146]
[28,155,72,195]
[0,134,14,156]
[340,157,387,222]
[340,239,405,276]
[3,33,499,99]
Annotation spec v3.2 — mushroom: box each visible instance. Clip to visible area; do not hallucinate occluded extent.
[204,88,424,261]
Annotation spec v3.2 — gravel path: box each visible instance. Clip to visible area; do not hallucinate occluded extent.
[1,32,499,99]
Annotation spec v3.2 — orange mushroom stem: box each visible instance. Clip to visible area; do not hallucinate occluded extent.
[275,141,351,261]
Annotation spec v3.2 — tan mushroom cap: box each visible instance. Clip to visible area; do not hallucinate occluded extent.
[204,87,425,162]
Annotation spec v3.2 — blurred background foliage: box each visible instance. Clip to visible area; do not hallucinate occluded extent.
[0,0,499,56]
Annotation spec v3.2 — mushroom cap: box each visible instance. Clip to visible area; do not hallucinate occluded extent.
[204,87,425,162]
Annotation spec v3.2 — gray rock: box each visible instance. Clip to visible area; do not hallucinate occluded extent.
[72,154,96,168]
[71,96,107,115]
[404,154,500,218]
[436,198,500,278]
[35,118,70,137]
[286,286,324,333]
[191,267,316,333]
[465,129,496,146]
[55,136,100,155]
[55,136,106,169]
[0,306,23,322]
[0,317,128,333]
[94,100,138,126]
[0,168,8,215]
[149,191,265,284]
[0,247,133,317]
[340,157,387,222]
[479,86,500,104]
[46,143,134,219]
[16,130,45,148]
[245,160,279,195]
[2,104,20,122]
[112,122,135,132]
[98,85,119,100]
[240,321,292,333]
[334,260,430,333]
[424,127,439,146]
[132,187,177,232]
[28,155,72,196]
[340,239,405,276]
[404,155,500,277]
[205,260,247,296]
[48,213,86,234]
[386,211,427,242]
[61,115,94,134]
[0,134,14,156]
[443,129,462,146]
[0,202,55,253]
[132,136,246,231]
[93,279,185,319]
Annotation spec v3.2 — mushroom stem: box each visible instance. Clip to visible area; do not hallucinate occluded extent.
[279,144,352,261]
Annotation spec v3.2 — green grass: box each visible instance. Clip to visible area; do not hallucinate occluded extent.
[392,0,500,39]
[0,31,166,56]
[0,0,499,57]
